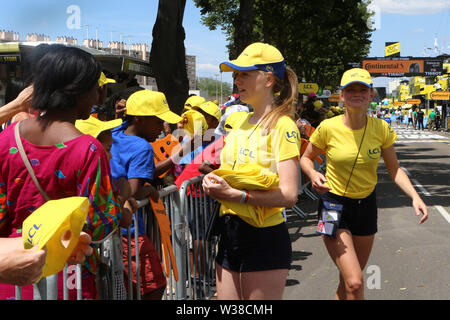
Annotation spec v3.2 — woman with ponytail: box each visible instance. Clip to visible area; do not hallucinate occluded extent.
[202,43,301,300]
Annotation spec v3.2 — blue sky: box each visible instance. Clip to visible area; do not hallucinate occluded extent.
[0,0,449,89]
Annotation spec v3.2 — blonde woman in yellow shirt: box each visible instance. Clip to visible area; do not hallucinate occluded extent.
[300,68,428,300]
[202,43,301,300]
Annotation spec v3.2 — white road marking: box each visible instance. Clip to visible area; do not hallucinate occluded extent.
[411,179,431,196]
[396,140,448,143]
[435,205,450,224]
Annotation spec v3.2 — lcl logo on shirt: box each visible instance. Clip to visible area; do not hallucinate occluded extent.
[238,147,256,162]
[367,147,381,159]
[285,131,299,144]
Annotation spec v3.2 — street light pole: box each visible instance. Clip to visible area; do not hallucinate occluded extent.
[84,24,90,47]
[220,72,223,105]
[108,30,116,53]
[214,74,218,101]
[119,33,123,55]
[95,28,98,50]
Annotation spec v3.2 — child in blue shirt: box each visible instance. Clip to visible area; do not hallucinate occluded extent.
[110,90,182,300]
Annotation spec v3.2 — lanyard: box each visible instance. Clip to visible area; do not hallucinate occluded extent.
[232,117,262,170]
[343,117,368,197]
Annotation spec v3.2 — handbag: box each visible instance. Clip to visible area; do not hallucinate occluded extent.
[316,197,343,238]
[205,200,221,242]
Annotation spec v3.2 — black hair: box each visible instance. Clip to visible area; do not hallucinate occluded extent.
[5,78,26,104]
[31,45,101,112]
[24,44,66,85]
[101,86,145,121]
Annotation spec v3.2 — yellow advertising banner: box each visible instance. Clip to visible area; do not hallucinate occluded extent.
[430,91,450,100]
[385,42,400,57]
[406,98,421,104]
[328,94,340,102]
[298,83,319,94]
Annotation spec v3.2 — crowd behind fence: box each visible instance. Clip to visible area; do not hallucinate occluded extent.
[14,162,322,300]
[13,175,220,300]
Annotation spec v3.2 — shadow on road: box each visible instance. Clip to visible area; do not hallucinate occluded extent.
[285,195,319,287]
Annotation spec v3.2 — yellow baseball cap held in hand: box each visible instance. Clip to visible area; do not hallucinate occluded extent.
[220,42,286,79]
[181,109,208,135]
[98,72,116,87]
[224,111,248,132]
[184,95,206,110]
[340,68,373,90]
[75,116,122,138]
[198,101,222,121]
[22,197,90,280]
[126,90,183,124]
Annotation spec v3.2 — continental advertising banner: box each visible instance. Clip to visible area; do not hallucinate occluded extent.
[362,58,443,77]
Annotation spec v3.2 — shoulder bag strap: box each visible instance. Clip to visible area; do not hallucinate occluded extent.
[14,121,51,202]
[343,117,368,197]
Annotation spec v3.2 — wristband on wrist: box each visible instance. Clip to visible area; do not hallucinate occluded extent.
[240,190,250,204]
[244,190,250,203]
[240,190,246,203]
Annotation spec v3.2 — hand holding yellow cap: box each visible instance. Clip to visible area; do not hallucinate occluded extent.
[22,197,90,280]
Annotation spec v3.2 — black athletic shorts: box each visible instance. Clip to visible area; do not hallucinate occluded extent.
[318,189,378,236]
[215,215,292,272]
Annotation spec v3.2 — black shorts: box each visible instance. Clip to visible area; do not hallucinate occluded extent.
[318,190,378,236]
[215,215,292,272]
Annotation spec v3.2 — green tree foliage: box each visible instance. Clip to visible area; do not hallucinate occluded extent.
[197,77,233,98]
[195,0,255,59]
[194,0,373,89]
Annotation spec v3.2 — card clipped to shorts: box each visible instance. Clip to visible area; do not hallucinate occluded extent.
[316,200,343,238]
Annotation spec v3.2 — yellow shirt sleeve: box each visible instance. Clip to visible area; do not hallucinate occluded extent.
[381,119,398,149]
[274,116,301,162]
[309,118,329,150]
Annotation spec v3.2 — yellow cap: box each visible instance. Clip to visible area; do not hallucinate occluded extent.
[313,100,323,110]
[126,90,182,124]
[22,197,90,279]
[340,68,373,89]
[220,42,286,79]
[224,112,248,132]
[198,101,222,121]
[184,95,206,110]
[98,72,116,87]
[181,109,208,135]
[75,116,122,138]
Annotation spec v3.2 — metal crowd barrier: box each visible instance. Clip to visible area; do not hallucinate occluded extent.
[14,162,322,300]
[14,177,217,300]
[179,175,218,300]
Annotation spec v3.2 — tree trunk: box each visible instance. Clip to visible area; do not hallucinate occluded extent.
[150,0,189,115]
[230,0,255,60]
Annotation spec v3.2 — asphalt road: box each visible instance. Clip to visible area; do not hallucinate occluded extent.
[284,126,450,300]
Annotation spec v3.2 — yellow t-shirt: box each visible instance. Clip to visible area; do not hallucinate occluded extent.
[219,113,301,227]
[310,115,397,199]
